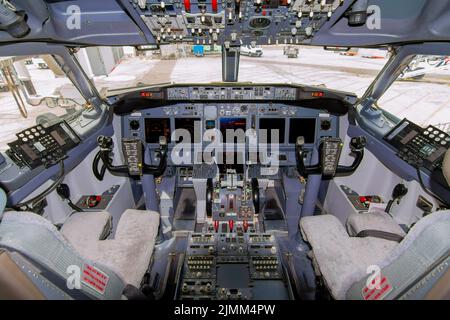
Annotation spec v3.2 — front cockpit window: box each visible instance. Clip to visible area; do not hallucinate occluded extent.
[0,55,87,152]
[378,55,450,130]
[75,45,388,97]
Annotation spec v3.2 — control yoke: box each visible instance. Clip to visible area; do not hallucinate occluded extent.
[93,136,168,180]
[295,136,366,178]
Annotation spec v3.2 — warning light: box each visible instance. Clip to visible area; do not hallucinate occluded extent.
[140,92,153,98]
[312,92,325,97]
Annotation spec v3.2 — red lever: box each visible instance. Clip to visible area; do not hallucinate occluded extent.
[214,220,219,233]
[243,220,248,233]
[184,0,191,12]
[212,0,218,12]
[228,220,234,232]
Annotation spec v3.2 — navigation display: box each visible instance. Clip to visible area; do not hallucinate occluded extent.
[259,118,285,144]
[175,118,201,143]
[220,118,247,143]
[145,118,171,143]
[289,118,316,144]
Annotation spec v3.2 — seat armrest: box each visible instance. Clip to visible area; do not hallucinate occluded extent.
[0,250,45,300]
[355,229,404,243]
[347,211,406,237]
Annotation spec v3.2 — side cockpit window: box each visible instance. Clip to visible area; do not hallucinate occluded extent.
[0,55,87,152]
[378,55,450,131]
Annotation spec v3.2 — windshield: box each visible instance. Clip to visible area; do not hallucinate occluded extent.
[0,55,87,151]
[77,45,388,97]
[378,55,450,130]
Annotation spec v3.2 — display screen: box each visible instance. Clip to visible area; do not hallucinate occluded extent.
[220,118,247,143]
[50,130,66,146]
[145,118,171,143]
[174,118,201,143]
[20,144,38,160]
[205,120,216,130]
[383,119,423,150]
[259,118,285,144]
[289,118,316,144]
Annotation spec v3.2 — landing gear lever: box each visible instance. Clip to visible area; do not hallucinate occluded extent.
[295,136,366,178]
[93,136,168,180]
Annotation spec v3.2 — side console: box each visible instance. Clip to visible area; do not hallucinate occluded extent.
[6,121,80,169]
[384,119,449,172]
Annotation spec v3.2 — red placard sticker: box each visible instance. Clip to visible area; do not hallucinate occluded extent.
[362,275,393,300]
[82,264,109,295]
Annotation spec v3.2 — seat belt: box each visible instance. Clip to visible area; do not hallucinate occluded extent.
[355,229,404,243]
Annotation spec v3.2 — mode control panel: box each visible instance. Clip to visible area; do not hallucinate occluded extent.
[167,86,297,101]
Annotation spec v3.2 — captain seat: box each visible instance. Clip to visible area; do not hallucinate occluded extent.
[60,209,160,288]
[0,206,160,299]
[300,149,450,300]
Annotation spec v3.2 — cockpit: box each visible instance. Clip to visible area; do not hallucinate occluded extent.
[0,0,449,302]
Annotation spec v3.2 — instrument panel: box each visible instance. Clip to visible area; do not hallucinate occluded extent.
[116,85,349,168]
[123,102,338,149]
[122,84,340,169]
